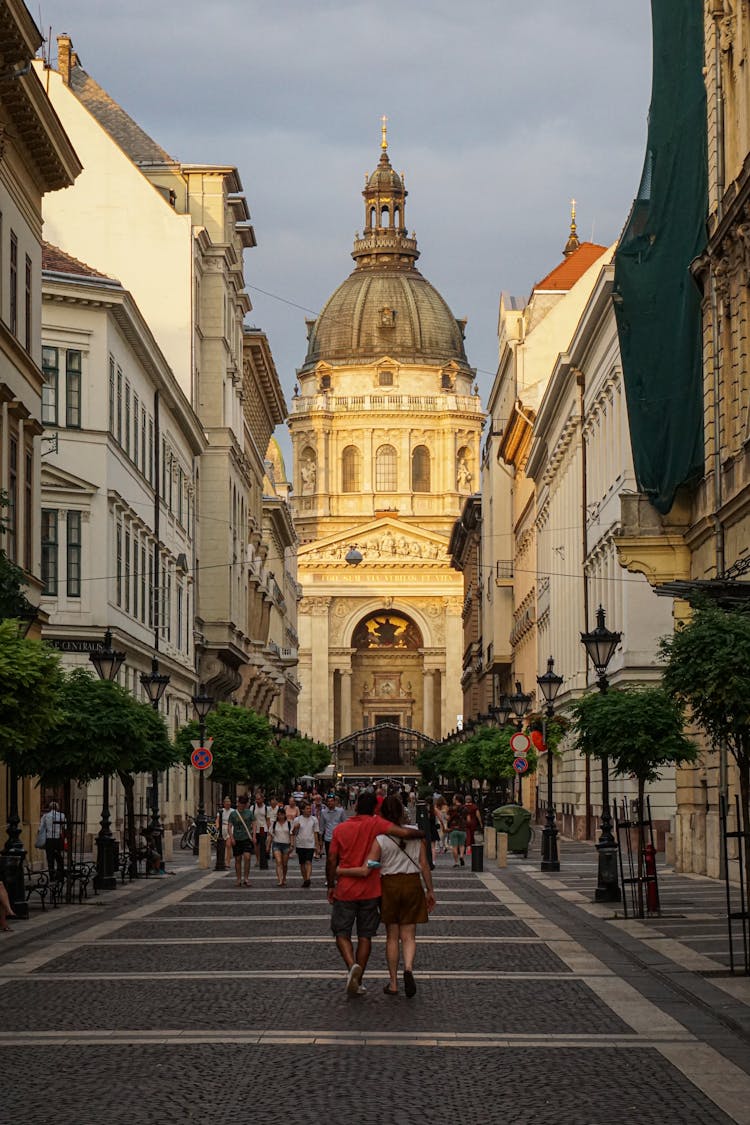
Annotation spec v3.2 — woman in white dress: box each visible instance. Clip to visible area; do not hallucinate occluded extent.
[215,796,234,869]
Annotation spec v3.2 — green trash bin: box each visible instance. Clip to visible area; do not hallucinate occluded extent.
[492,804,532,856]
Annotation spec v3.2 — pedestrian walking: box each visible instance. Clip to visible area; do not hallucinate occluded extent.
[292,802,321,887]
[319,794,346,862]
[336,793,435,997]
[37,800,66,883]
[285,794,300,823]
[465,793,483,852]
[268,807,292,886]
[434,796,449,853]
[215,795,235,870]
[447,794,468,867]
[228,795,254,886]
[252,790,270,867]
[326,790,423,997]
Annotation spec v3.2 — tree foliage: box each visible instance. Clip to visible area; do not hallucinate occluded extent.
[570,686,697,784]
[0,619,62,771]
[419,725,538,787]
[30,667,176,785]
[660,602,750,904]
[277,734,331,786]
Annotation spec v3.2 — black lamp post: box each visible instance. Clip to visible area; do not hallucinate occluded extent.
[508,681,533,804]
[191,686,215,855]
[89,628,126,890]
[140,657,170,871]
[537,656,564,872]
[488,694,512,808]
[0,608,39,920]
[580,605,622,902]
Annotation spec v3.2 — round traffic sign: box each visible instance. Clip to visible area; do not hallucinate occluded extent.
[191,747,213,770]
[510,731,531,755]
[513,757,529,774]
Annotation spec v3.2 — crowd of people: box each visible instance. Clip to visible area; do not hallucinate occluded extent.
[213,780,485,998]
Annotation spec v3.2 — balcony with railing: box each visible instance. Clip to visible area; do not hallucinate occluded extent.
[291,392,484,416]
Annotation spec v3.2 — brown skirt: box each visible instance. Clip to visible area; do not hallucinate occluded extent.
[380,872,428,925]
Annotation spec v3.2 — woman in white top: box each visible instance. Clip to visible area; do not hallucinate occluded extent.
[268,807,292,886]
[338,793,435,998]
[215,796,234,869]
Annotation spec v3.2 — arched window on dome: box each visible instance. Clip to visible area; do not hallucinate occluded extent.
[342,445,361,493]
[369,206,376,229]
[411,445,431,493]
[375,444,397,492]
[380,205,390,228]
[393,205,401,229]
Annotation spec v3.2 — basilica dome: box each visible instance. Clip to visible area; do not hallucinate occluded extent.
[302,267,469,370]
[300,136,471,374]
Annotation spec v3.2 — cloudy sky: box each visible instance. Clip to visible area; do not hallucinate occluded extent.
[37,1,653,423]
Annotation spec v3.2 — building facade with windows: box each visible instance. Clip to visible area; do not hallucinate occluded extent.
[289,134,484,755]
[35,37,287,705]
[0,0,80,852]
[40,245,205,832]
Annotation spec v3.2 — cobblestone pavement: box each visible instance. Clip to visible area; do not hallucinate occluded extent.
[2,845,750,1124]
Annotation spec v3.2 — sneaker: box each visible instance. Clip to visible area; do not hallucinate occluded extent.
[459,858,465,867]
[302,879,311,888]
[346,963,363,996]
[357,985,367,995]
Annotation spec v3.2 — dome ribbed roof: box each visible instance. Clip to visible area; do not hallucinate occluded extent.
[367,161,404,193]
[302,267,470,371]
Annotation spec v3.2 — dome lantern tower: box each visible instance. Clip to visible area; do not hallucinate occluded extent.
[353,119,419,270]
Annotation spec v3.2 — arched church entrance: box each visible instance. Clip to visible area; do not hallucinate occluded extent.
[351,611,423,755]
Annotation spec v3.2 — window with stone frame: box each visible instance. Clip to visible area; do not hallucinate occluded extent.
[375,444,397,491]
[66,511,81,598]
[411,445,431,492]
[41,509,58,595]
[42,346,59,426]
[65,350,82,428]
[342,445,361,492]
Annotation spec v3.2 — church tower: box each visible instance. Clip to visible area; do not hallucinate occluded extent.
[289,125,484,763]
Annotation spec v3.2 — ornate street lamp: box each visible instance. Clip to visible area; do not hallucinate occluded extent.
[191,685,215,854]
[508,681,533,805]
[537,656,564,872]
[580,605,622,902]
[89,629,126,890]
[140,657,170,873]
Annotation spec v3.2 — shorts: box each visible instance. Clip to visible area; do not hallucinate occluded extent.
[330,896,381,940]
[448,830,466,848]
[272,842,290,854]
[380,873,428,926]
[296,847,314,864]
[232,838,253,857]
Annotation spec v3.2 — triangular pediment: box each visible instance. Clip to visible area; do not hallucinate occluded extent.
[41,464,98,498]
[298,517,449,568]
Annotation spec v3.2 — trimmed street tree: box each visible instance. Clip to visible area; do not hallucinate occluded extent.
[0,619,62,776]
[571,686,697,913]
[175,704,300,794]
[277,733,331,789]
[660,602,750,906]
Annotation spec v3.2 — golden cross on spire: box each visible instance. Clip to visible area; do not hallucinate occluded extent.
[570,197,577,229]
[381,114,388,151]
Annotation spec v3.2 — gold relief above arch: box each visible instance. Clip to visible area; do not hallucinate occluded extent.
[340,599,434,652]
[352,611,423,651]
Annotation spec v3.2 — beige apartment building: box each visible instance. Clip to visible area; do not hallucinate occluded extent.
[36,37,289,708]
[0,0,80,851]
[615,3,750,878]
[289,133,484,761]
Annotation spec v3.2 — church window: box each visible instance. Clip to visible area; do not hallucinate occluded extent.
[378,369,394,384]
[380,205,390,227]
[319,374,331,390]
[394,206,400,228]
[369,207,376,228]
[375,444,397,491]
[342,445,361,493]
[411,445,431,492]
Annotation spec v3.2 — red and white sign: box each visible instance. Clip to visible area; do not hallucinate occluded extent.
[190,746,213,770]
[513,757,529,774]
[510,731,531,756]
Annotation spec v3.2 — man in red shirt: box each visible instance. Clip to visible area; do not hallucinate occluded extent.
[327,790,421,996]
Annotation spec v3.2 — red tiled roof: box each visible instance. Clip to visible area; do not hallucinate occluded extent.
[42,242,116,281]
[534,242,608,292]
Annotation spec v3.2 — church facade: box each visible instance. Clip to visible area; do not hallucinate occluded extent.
[289,129,484,767]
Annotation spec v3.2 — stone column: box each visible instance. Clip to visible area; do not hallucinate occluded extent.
[340,669,352,737]
[328,668,336,745]
[423,670,434,739]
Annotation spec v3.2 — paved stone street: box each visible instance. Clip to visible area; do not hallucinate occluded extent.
[2,845,750,1125]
